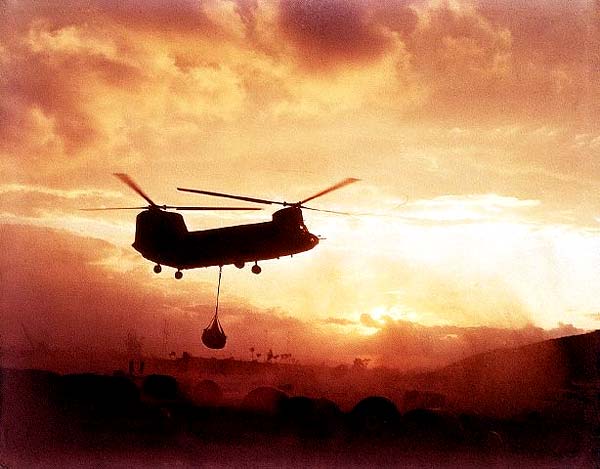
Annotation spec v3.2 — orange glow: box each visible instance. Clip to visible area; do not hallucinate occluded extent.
[1,0,599,366]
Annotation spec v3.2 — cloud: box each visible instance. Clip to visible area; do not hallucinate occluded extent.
[1,0,597,139]
[0,1,239,161]
[0,224,166,350]
[407,2,514,120]
[0,182,126,225]
[0,223,589,371]
[1,23,147,158]
[98,0,215,34]
[277,0,395,71]
[360,313,381,328]
[233,0,259,39]
[2,0,596,174]
[2,0,216,37]
[322,317,357,326]
[398,193,541,223]
[476,0,593,67]
[0,223,345,363]
[358,320,584,369]
[0,183,122,200]
[2,0,600,356]
[404,1,599,124]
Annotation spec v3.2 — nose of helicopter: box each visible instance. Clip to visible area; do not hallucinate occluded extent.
[309,234,319,246]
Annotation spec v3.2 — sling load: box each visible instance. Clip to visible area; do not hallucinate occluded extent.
[202,266,227,349]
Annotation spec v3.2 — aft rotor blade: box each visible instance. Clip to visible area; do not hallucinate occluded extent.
[300,178,360,205]
[177,188,280,206]
[301,206,356,215]
[114,173,157,207]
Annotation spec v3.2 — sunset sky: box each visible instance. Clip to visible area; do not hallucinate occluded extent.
[1,0,599,368]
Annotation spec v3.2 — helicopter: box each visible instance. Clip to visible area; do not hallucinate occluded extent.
[87,173,359,279]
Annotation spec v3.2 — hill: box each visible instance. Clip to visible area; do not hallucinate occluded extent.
[412,330,600,418]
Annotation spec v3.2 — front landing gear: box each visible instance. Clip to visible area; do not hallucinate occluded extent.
[175,270,183,280]
[153,264,162,274]
[251,263,262,275]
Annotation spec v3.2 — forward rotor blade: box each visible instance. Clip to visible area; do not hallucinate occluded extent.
[81,205,260,211]
[177,188,281,206]
[114,173,157,207]
[80,206,149,211]
[300,178,360,205]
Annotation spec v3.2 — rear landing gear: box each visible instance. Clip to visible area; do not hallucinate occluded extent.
[251,263,262,275]
[175,270,183,280]
[234,261,245,269]
[153,264,162,274]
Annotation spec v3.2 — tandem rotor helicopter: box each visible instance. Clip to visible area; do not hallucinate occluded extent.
[87,173,359,279]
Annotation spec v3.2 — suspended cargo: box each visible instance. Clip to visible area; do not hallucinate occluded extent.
[202,314,227,349]
[202,266,227,349]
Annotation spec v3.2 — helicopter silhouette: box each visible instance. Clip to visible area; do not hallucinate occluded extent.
[87,174,358,279]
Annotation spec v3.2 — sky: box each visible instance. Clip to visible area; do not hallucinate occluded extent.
[1,0,599,369]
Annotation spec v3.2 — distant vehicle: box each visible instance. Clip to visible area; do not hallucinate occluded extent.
[85,174,358,279]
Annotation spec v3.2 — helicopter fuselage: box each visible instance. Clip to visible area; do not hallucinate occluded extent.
[132,206,319,271]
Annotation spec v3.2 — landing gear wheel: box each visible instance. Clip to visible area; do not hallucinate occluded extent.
[251,263,262,275]
[153,264,162,274]
[175,270,183,280]
[234,261,245,269]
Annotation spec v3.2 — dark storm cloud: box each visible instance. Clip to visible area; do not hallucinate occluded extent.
[277,0,413,70]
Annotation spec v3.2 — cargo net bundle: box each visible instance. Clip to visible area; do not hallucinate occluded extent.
[202,266,227,349]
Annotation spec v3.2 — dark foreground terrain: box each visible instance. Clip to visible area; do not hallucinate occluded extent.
[1,366,598,468]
